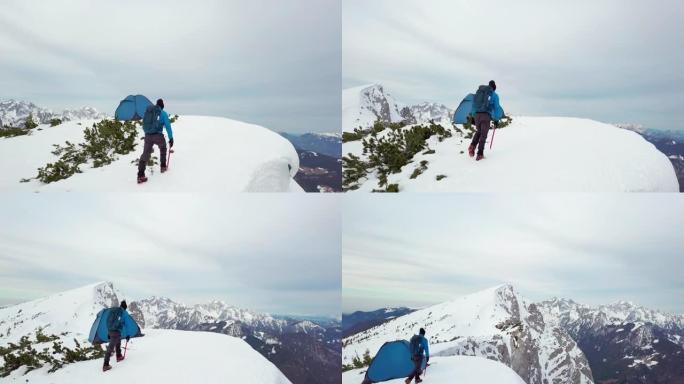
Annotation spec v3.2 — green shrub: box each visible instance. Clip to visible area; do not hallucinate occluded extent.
[49,118,63,127]
[436,174,447,181]
[0,126,31,138]
[24,114,38,130]
[410,160,429,179]
[342,153,368,191]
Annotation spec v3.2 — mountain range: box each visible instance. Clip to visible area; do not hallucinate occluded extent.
[0,99,108,127]
[0,282,339,384]
[343,285,684,384]
[279,132,343,193]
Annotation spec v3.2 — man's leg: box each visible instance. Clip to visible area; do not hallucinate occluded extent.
[154,134,168,168]
[475,113,491,156]
[115,336,122,359]
[138,135,154,177]
[104,332,120,366]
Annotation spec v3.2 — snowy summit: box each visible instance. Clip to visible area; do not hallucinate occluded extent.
[0,115,301,192]
[342,84,678,192]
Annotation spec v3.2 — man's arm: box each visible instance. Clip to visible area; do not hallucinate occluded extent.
[161,111,174,140]
[422,338,430,359]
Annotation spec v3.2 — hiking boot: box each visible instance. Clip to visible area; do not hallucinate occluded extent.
[415,378,423,383]
[160,165,168,173]
[468,145,475,157]
[116,355,125,362]
[137,175,148,184]
[404,379,412,384]
[476,154,485,161]
[103,364,112,372]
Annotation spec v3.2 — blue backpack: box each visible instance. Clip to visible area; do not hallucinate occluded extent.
[142,105,163,134]
[473,85,493,114]
[409,334,424,356]
[106,307,124,332]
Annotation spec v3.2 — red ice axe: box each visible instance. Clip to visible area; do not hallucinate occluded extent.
[123,340,129,358]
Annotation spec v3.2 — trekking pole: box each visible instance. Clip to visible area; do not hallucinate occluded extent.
[490,126,496,150]
[167,148,173,168]
[123,340,129,358]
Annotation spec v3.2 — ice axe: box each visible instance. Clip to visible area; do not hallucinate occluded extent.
[167,148,174,168]
[123,340,129,359]
[490,125,497,150]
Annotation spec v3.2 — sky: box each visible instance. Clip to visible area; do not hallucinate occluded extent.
[0,0,340,134]
[343,194,684,314]
[0,193,341,318]
[343,0,684,131]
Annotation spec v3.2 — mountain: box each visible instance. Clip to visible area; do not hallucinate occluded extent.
[343,285,594,384]
[0,99,108,127]
[342,355,526,384]
[0,282,291,383]
[292,149,342,192]
[0,115,302,192]
[537,298,684,384]
[615,124,684,192]
[342,307,415,337]
[342,84,452,132]
[279,132,342,158]
[342,84,678,192]
[131,296,340,384]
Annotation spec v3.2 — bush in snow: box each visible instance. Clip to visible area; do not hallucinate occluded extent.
[25,119,139,184]
[342,153,368,191]
[0,329,104,377]
[342,349,373,372]
[49,118,63,127]
[0,126,32,138]
[24,114,38,130]
[410,160,429,179]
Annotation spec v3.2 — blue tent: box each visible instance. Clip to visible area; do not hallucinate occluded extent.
[88,308,143,344]
[452,93,505,124]
[361,340,426,384]
[114,94,153,121]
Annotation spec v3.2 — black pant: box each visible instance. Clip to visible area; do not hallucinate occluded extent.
[470,112,491,156]
[407,355,423,381]
[104,331,122,366]
[138,133,167,176]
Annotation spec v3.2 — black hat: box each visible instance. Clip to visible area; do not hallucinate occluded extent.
[419,327,426,335]
[120,300,128,310]
[488,80,496,91]
[156,99,164,109]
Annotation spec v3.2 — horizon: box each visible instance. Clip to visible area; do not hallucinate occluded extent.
[343,194,684,314]
[343,0,684,132]
[0,194,341,318]
[0,0,341,134]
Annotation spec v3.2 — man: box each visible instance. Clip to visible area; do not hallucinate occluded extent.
[468,80,502,161]
[137,98,174,184]
[405,328,430,384]
[103,300,135,372]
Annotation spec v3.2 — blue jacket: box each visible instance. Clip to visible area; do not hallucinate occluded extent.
[470,90,504,121]
[413,335,430,358]
[160,109,174,140]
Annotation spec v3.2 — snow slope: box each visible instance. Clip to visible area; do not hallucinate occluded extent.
[0,115,301,192]
[0,282,121,344]
[342,356,525,384]
[345,116,678,192]
[343,84,403,132]
[2,329,292,384]
[343,285,593,384]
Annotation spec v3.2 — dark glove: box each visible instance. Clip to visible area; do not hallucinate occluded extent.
[169,138,174,148]
[126,336,130,342]
[494,121,499,128]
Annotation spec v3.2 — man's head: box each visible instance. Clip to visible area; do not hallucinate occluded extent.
[488,80,497,91]
[120,300,128,310]
[419,327,426,336]
[156,99,165,109]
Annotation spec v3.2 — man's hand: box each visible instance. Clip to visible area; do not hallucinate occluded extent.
[494,121,499,128]
[426,356,430,363]
[169,138,174,148]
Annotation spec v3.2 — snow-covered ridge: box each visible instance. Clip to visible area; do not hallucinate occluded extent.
[0,115,302,192]
[342,355,526,384]
[343,284,594,384]
[0,99,108,126]
[342,84,678,192]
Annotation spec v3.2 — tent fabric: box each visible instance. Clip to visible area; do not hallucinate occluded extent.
[88,307,142,344]
[362,340,427,384]
[452,93,505,124]
[115,94,153,121]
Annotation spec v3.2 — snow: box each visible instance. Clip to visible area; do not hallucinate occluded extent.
[3,329,292,384]
[345,115,678,192]
[0,115,301,192]
[342,356,525,384]
[342,84,403,133]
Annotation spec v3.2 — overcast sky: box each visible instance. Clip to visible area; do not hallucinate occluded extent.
[343,194,684,314]
[343,0,684,130]
[0,0,340,134]
[0,194,340,318]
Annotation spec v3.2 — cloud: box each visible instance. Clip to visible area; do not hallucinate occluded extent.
[342,194,684,314]
[0,0,341,133]
[0,193,341,317]
[343,0,684,130]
